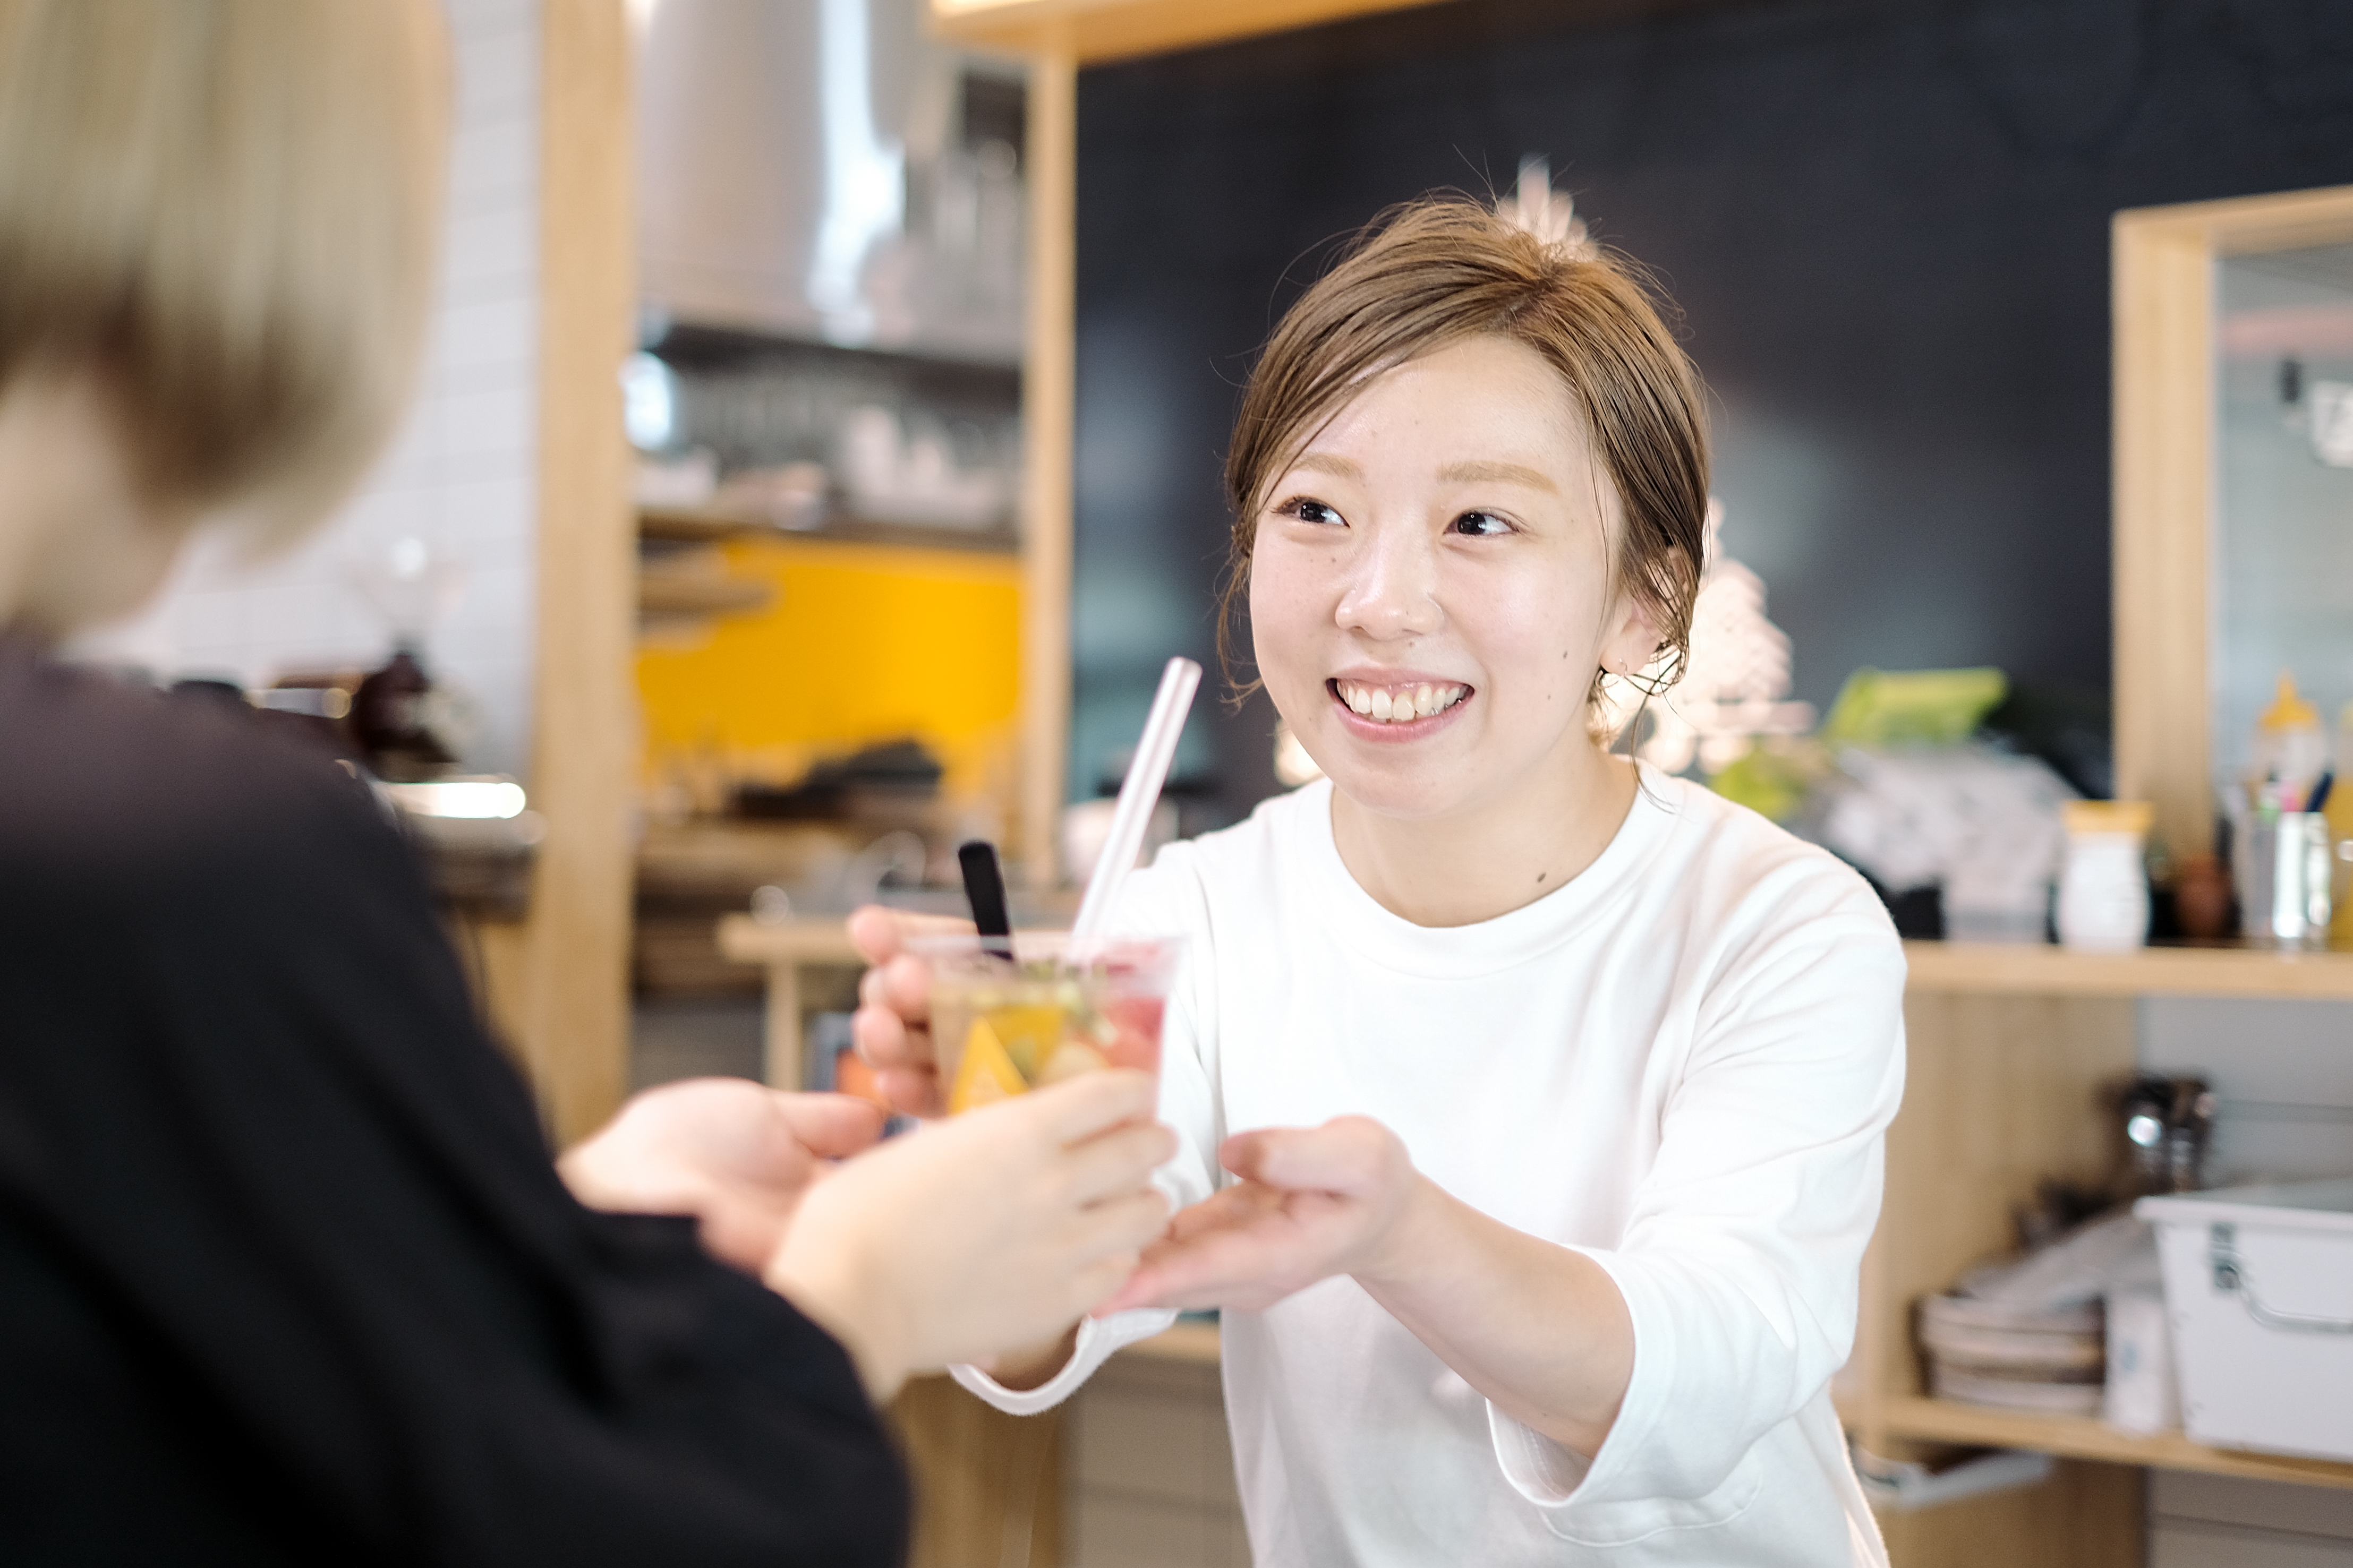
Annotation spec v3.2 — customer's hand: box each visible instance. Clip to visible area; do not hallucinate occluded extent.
[559,1079,885,1275]
[766,1069,1174,1402]
[847,903,967,1118]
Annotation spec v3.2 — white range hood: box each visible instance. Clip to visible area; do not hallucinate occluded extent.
[635,0,1025,365]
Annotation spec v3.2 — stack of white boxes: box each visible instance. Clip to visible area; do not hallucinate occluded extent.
[2139,998,2353,1566]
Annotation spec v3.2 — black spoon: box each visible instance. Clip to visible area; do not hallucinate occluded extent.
[957,839,1016,962]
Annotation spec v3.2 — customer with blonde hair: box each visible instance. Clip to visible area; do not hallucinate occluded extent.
[0,3,1171,1560]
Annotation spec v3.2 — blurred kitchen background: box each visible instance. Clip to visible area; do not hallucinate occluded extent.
[49,4,2353,1560]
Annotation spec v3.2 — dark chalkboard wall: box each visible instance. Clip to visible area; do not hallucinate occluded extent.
[1069,0,2353,824]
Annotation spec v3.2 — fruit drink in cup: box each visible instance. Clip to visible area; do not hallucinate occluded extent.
[911,933,1182,1115]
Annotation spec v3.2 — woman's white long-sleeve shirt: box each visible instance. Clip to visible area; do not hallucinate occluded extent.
[957,769,1906,1565]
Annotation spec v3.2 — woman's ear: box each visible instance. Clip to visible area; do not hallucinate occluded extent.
[1597,592,1667,682]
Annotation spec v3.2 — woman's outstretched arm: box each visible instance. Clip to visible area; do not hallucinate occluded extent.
[1099,1116,1635,1455]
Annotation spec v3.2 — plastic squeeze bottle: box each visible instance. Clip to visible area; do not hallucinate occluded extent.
[2251,672,2326,804]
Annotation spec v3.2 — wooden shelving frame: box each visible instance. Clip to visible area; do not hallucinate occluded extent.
[931,0,1448,65]
[2113,184,2353,862]
[1880,1395,2353,1492]
[638,504,1019,556]
[1858,939,2353,1564]
[1903,939,2353,1000]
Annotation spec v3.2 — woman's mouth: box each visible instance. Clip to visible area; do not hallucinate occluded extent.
[1328,678,1470,726]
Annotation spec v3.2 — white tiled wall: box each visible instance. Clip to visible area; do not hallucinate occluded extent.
[2138,997,2353,1184]
[79,0,543,781]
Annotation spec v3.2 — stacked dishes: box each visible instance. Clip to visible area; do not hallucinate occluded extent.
[1917,1293,2105,1415]
[1915,1211,2163,1418]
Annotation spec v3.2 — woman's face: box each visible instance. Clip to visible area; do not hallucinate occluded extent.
[1247,334,1658,825]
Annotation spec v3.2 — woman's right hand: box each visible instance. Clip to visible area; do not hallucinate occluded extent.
[764,1068,1173,1402]
[847,904,962,1118]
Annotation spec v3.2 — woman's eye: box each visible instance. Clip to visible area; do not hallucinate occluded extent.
[1277,496,1343,527]
[1451,510,1512,537]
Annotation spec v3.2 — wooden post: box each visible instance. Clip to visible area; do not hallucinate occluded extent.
[2111,184,2353,864]
[1017,29,1078,888]
[480,0,638,1149]
[2111,212,2216,865]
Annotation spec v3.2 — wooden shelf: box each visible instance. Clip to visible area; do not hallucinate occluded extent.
[639,505,1018,556]
[639,505,764,544]
[1120,1319,1221,1365]
[717,912,865,969]
[636,565,772,619]
[1903,939,2353,999]
[931,0,1448,63]
[1882,1396,2353,1491]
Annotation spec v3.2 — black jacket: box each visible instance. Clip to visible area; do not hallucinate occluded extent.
[0,637,907,1565]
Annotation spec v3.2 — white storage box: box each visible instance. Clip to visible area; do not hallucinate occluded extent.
[2137,1179,2353,1463]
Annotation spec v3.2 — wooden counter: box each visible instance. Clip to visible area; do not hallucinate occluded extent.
[717,913,865,1091]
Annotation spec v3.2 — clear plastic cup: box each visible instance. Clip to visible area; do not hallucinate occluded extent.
[910,932,1182,1115]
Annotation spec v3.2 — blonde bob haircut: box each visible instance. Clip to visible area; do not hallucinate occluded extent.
[0,0,448,542]
[1223,199,1710,708]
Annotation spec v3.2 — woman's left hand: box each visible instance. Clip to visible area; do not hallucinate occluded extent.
[1096,1115,1422,1314]
[560,1079,886,1275]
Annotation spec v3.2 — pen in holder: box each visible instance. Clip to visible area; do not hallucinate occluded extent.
[2239,811,2333,948]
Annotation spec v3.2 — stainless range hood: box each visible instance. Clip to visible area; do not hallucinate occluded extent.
[635,0,1026,365]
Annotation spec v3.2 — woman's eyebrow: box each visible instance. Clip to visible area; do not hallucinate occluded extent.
[1291,452,1362,479]
[1436,459,1558,491]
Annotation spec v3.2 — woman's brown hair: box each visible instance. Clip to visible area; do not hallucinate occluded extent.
[1222,198,1710,710]
[0,0,448,541]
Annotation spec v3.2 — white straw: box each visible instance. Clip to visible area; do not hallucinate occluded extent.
[1071,656,1201,945]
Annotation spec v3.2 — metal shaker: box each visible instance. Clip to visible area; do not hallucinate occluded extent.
[2238,811,2332,947]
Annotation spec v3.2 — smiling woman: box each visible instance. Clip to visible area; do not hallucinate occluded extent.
[1222,200,1708,718]
[1249,336,1660,923]
[851,196,1907,1568]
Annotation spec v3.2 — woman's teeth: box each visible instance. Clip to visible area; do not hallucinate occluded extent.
[1335,680,1467,723]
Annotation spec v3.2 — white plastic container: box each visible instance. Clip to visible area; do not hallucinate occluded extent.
[2137,1179,2353,1462]
[2056,799,2153,952]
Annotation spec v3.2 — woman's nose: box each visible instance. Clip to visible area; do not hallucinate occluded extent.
[1334,525,1443,639]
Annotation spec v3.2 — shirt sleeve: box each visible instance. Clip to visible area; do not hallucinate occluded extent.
[0,695,908,1564]
[950,848,1223,1416]
[1489,867,1906,1514]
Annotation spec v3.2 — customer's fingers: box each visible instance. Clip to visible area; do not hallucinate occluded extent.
[1069,1187,1175,1259]
[1015,1069,1160,1146]
[1062,1248,1153,1318]
[771,1092,887,1160]
[1058,1119,1178,1205]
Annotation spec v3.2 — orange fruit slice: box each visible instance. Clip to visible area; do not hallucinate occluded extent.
[948,1017,1029,1114]
[979,1003,1066,1080]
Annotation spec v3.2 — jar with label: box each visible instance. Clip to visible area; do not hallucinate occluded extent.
[2056,800,2155,952]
